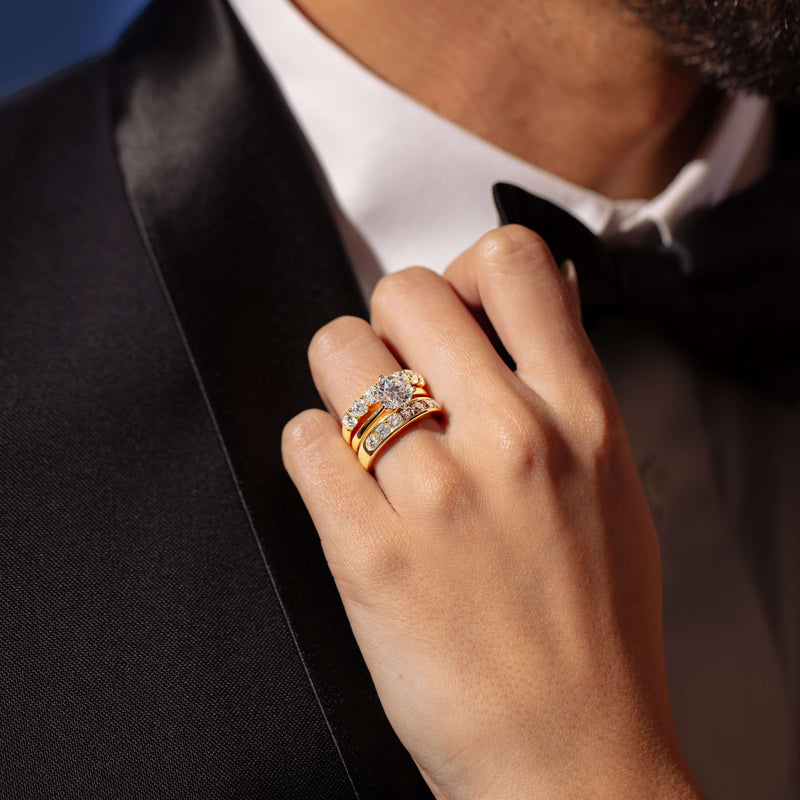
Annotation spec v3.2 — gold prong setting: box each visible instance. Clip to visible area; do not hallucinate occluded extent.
[341,370,426,433]
[342,370,440,467]
[341,394,377,434]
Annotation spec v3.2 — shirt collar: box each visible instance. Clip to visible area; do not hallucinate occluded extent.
[230,0,771,278]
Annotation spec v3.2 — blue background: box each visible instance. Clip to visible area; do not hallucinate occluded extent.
[0,0,150,100]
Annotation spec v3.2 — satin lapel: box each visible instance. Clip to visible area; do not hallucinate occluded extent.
[109,1,433,796]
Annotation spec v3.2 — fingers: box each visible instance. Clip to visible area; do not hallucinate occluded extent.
[307,313,448,497]
[281,408,401,592]
[369,266,536,421]
[308,315,402,418]
[301,225,603,513]
[444,226,598,399]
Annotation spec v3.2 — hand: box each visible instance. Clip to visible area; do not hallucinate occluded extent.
[282,226,703,800]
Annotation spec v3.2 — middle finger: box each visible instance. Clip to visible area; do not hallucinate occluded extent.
[370,267,544,424]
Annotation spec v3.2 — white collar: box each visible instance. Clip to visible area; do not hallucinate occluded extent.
[230,0,771,286]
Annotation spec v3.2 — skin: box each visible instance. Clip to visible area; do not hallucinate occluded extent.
[283,234,705,799]
[291,0,720,199]
[283,1,714,797]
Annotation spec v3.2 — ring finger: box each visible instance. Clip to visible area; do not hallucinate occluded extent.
[308,314,445,488]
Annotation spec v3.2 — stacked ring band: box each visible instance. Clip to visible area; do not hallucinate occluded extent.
[356,396,441,470]
[341,369,441,471]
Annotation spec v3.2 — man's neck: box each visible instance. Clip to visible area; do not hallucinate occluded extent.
[291,0,720,199]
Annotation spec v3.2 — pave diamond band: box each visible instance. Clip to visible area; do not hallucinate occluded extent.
[357,396,441,471]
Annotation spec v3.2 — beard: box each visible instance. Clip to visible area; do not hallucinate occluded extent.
[618,0,800,103]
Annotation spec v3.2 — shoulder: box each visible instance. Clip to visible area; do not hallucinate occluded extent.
[0,55,112,174]
[0,54,126,259]
[0,54,140,281]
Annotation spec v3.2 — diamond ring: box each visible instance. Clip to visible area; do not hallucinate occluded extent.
[340,369,441,471]
[341,370,427,446]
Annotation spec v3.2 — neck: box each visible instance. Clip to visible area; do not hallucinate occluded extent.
[291,0,720,199]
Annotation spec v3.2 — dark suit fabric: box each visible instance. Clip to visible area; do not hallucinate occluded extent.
[4,0,800,795]
[0,0,433,797]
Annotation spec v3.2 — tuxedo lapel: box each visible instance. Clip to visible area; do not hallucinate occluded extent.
[110,0,432,796]
[106,0,800,789]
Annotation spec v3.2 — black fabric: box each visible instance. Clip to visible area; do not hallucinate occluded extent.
[111,0,432,796]
[2,0,797,793]
[493,123,800,400]
[0,0,434,797]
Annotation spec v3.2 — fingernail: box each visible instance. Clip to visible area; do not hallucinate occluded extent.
[559,259,582,321]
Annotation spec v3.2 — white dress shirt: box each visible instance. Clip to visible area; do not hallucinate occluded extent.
[231,2,798,797]
[231,0,770,296]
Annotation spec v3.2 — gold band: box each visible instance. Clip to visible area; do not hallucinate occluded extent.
[356,396,442,471]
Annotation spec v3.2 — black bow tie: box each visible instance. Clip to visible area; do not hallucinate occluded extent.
[492,177,800,401]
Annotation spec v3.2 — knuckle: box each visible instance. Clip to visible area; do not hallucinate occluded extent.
[478,225,552,274]
[492,401,539,456]
[413,451,471,515]
[345,524,414,585]
[575,381,624,457]
[281,408,332,462]
[308,315,371,363]
[371,266,440,319]
[492,403,565,479]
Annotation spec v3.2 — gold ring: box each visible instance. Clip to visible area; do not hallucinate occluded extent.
[341,370,427,445]
[356,396,442,471]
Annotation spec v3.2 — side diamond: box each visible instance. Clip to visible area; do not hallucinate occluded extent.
[404,369,424,387]
[365,434,380,451]
[342,412,359,430]
[352,398,370,416]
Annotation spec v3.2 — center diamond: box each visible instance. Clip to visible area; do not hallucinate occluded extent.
[373,372,413,409]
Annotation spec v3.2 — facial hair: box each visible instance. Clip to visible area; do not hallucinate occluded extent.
[618,0,800,103]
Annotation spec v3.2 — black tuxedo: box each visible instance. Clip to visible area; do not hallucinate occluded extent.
[0,0,432,796]
[1,0,797,797]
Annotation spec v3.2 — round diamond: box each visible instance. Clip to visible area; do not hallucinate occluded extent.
[342,412,359,430]
[399,405,414,420]
[365,434,380,451]
[373,372,413,409]
[363,386,377,403]
[352,398,370,416]
[387,412,402,427]
[375,422,391,439]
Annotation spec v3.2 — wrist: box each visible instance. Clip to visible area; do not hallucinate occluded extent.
[448,738,705,800]
[584,754,706,800]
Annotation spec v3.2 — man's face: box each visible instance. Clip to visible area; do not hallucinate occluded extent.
[620,0,800,102]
